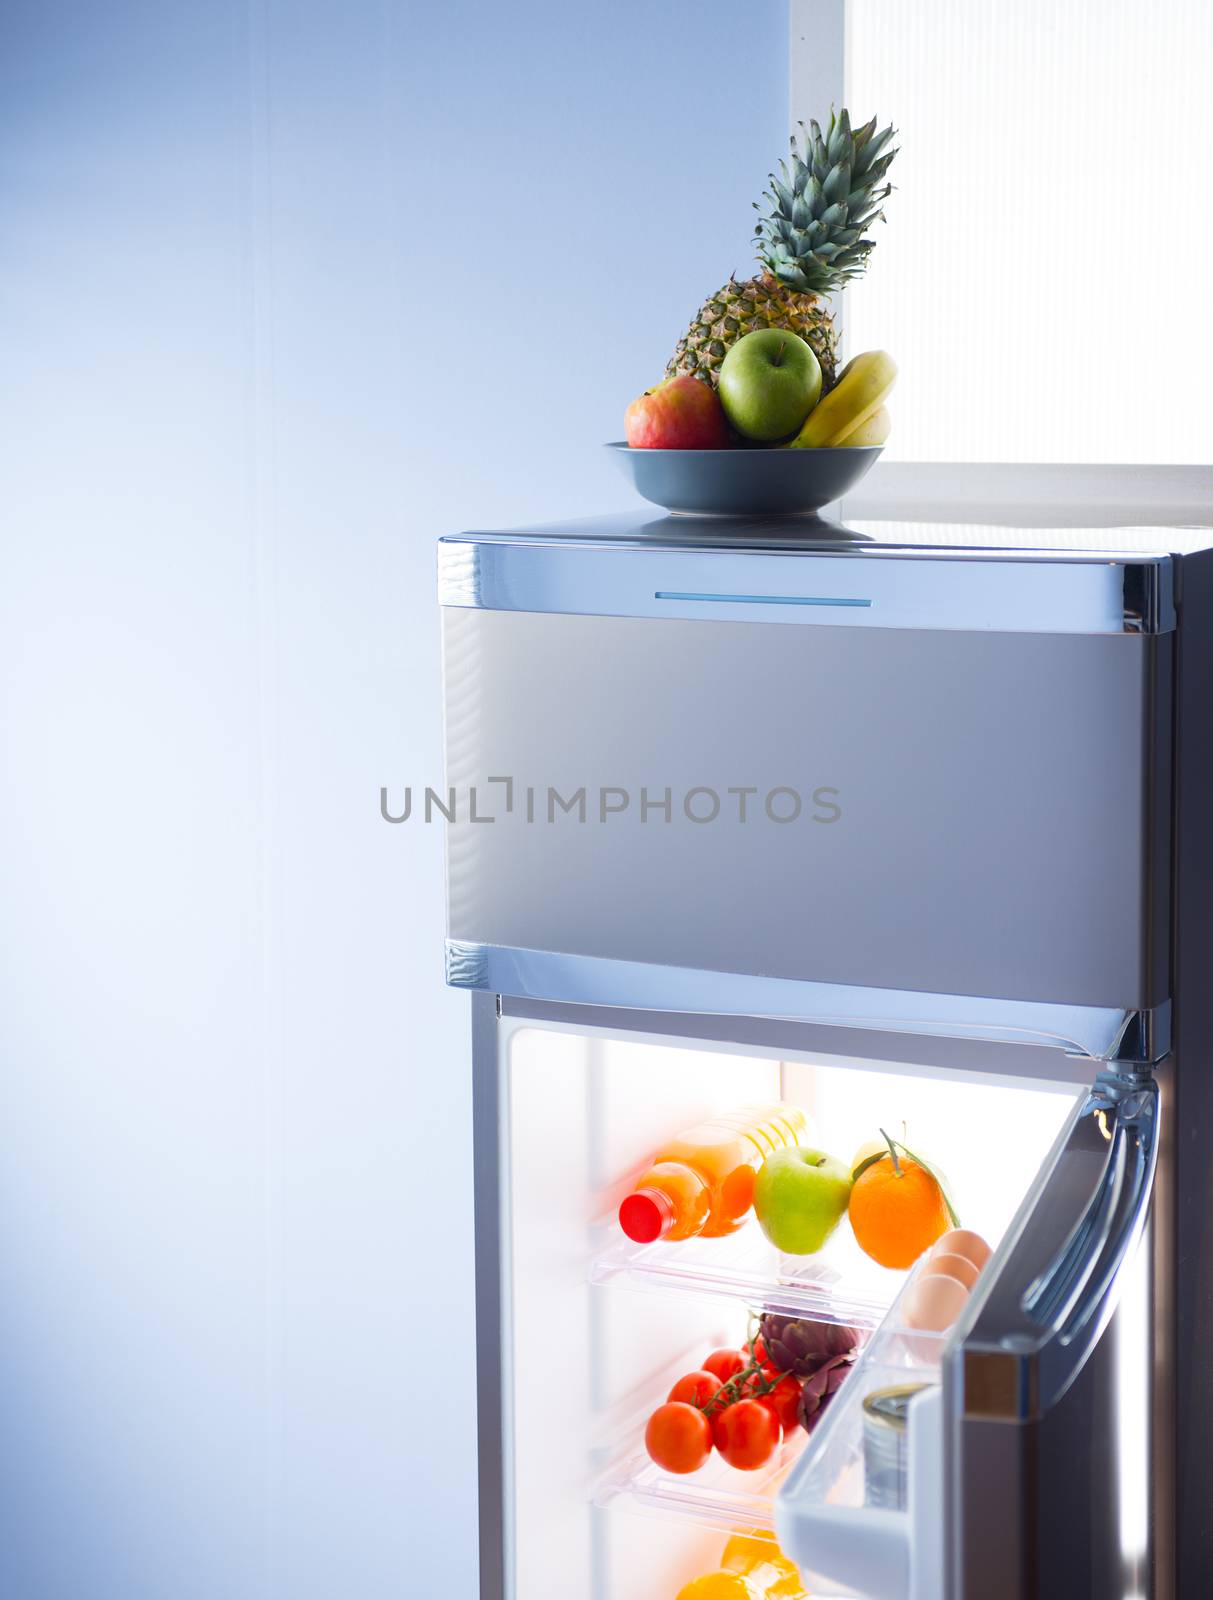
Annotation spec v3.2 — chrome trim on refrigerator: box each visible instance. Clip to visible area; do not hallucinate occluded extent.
[437,537,1176,634]
[444,940,1169,1062]
[1109,1000,1171,1065]
[470,992,508,1600]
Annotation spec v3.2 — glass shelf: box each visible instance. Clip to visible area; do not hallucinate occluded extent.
[588,1317,819,1536]
[588,1302,864,1538]
[590,1214,907,1328]
[593,1430,803,1534]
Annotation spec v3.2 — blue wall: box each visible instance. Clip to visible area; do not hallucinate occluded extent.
[0,2,788,1593]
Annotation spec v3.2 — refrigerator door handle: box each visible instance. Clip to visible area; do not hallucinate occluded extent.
[955,1069,1158,1423]
[1021,1073,1157,1395]
[946,1070,1161,1598]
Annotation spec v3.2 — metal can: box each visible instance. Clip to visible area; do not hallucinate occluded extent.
[862,1382,932,1509]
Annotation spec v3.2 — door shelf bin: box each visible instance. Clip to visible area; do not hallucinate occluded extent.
[775,1264,949,1600]
[590,1217,905,1329]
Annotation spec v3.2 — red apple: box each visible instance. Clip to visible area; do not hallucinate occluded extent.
[624,375,730,449]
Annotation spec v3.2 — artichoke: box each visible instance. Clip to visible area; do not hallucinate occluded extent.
[759,1313,861,1377]
[798,1353,855,1433]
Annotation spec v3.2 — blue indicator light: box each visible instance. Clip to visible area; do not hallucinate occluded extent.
[653,591,872,609]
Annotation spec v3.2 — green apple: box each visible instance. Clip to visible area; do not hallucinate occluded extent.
[717,329,822,442]
[753,1147,853,1254]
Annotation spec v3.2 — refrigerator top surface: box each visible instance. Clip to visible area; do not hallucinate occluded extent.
[442,508,1213,560]
[438,511,1191,634]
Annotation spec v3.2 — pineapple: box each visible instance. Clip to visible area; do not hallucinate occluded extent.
[666,109,897,394]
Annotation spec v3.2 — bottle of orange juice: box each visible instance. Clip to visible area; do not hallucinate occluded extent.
[618,1105,807,1243]
[676,1532,809,1599]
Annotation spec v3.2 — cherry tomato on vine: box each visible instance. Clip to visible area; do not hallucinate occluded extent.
[667,1370,723,1408]
[711,1398,781,1470]
[755,1396,785,1442]
[765,1373,803,1435]
[703,1348,746,1384]
[645,1402,713,1474]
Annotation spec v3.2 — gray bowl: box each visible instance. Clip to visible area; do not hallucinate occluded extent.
[607,440,882,517]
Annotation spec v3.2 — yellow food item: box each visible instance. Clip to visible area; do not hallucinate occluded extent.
[851,1135,888,1177]
[790,349,898,448]
[676,1578,753,1600]
[676,1532,809,1599]
[838,403,891,447]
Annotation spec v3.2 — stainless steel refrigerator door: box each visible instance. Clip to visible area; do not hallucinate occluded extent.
[441,558,1173,1056]
[945,1066,1163,1599]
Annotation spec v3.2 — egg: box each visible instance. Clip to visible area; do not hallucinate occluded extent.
[903,1272,970,1332]
[930,1228,992,1271]
[922,1251,980,1291]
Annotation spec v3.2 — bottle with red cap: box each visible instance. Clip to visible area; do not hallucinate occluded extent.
[618,1104,808,1244]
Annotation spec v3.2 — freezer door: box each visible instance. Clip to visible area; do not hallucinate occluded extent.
[439,541,1173,1056]
[945,1067,1161,1599]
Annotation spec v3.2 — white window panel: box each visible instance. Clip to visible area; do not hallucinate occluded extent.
[844,0,1213,463]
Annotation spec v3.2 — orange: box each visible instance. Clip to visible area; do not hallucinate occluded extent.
[848,1153,950,1268]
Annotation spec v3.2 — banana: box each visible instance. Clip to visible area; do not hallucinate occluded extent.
[790,350,897,448]
[838,404,891,447]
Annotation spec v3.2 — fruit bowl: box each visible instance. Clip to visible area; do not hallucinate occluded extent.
[607,441,882,517]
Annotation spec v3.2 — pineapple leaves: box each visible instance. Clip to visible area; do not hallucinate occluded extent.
[856,125,897,173]
[755,108,897,292]
[769,175,796,215]
[826,107,851,165]
[822,160,850,205]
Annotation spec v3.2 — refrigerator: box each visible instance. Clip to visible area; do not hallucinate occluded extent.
[437,506,1213,1600]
